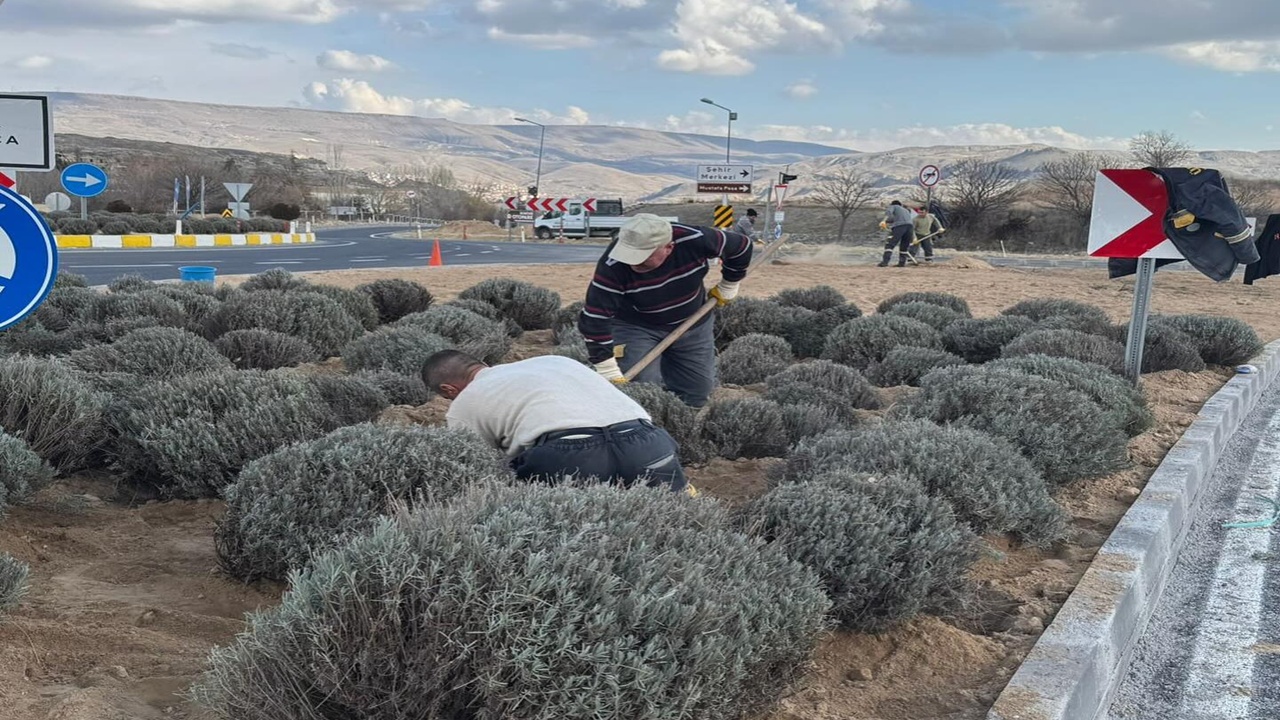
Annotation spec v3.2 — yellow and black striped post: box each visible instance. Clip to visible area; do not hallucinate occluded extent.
[713,204,734,228]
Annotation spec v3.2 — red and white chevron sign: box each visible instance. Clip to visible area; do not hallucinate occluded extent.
[504,196,520,210]
[526,197,568,212]
[524,197,597,213]
[0,171,13,189]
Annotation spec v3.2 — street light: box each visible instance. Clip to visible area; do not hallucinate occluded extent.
[514,117,546,199]
[700,98,737,163]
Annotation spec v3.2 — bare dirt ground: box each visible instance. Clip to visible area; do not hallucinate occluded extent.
[3,256,1277,720]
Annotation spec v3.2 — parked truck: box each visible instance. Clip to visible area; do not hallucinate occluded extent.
[533,199,677,240]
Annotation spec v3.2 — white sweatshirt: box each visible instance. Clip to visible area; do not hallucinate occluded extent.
[445,355,651,459]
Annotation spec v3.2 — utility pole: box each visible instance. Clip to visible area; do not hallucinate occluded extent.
[515,117,546,201]
[701,97,737,206]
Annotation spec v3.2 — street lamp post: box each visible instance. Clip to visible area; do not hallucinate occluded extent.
[700,97,736,164]
[701,97,738,208]
[514,117,546,200]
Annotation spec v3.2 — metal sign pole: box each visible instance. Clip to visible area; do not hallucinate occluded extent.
[1123,257,1156,384]
[761,184,773,241]
[80,197,87,221]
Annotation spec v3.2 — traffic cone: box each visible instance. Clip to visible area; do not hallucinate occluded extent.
[429,239,443,267]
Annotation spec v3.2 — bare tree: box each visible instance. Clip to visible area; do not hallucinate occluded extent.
[811,166,876,242]
[1226,177,1278,219]
[1129,130,1194,168]
[944,158,1024,228]
[1036,152,1122,222]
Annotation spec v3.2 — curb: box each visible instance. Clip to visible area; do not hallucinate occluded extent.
[55,233,316,249]
[987,338,1280,720]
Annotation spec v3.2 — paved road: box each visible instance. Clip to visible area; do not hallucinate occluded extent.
[1108,382,1280,720]
[59,224,606,285]
[57,221,1188,286]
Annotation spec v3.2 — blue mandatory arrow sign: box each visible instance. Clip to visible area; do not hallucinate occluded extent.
[60,162,109,198]
[0,185,58,331]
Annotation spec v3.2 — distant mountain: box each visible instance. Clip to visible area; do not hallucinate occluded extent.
[40,93,1280,204]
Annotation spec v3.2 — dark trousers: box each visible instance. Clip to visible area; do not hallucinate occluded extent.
[511,419,688,492]
[613,315,716,407]
[881,225,914,266]
[915,234,935,259]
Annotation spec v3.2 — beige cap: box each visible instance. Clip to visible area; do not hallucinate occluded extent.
[609,213,672,265]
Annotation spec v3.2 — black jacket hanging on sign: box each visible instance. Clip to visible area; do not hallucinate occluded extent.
[1244,214,1280,285]
[1145,167,1259,282]
[1107,257,1183,280]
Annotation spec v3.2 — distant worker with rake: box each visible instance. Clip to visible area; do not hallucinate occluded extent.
[878,200,916,267]
[911,204,945,263]
[579,213,753,407]
[422,350,690,492]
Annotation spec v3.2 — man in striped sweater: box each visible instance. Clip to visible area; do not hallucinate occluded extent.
[579,213,753,407]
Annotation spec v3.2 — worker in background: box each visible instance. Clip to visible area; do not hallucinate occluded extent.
[579,213,753,407]
[911,205,945,263]
[879,200,916,267]
[735,208,760,241]
[423,350,691,492]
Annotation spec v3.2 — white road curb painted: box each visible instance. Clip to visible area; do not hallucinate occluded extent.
[987,338,1280,720]
[55,233,316,249]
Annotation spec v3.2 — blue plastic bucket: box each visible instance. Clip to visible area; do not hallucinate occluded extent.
[179,266,217,283]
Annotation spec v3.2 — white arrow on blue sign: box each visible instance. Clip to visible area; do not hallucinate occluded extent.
[60,162,109,198]
[0,185,59,331]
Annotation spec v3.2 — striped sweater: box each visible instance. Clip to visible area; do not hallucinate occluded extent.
[579,223,753,364]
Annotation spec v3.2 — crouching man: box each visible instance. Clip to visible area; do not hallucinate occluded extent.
[422,349,688,492]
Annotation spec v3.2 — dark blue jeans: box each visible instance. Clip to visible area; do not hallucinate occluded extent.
[511,419,688,492]
[613,315,716,408]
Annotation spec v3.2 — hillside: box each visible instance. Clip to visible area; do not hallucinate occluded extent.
[35,93,1280,204]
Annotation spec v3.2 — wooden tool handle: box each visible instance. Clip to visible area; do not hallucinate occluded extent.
[622,235,789,381]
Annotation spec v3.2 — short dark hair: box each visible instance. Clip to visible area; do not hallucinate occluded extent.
[746,208,757,216]
[422,349,484,393]
[891,200,902,206]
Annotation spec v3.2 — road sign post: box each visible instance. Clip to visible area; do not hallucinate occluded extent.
[224,183,253,220]
[0,94,55,172]
[919,164,940,213]
[61,163,108,220]
[44,192,70,212]
[0,185,59,331]
[697,164,754,195]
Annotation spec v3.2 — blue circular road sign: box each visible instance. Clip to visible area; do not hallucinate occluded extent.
[0,185,58,331]
[60,162,109,198]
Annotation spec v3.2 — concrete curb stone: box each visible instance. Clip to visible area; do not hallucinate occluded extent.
[987,339,1280,720]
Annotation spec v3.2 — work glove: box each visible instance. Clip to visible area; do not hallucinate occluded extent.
[594,357,627,384]
[708,280,740,307]
[879,220,888,230]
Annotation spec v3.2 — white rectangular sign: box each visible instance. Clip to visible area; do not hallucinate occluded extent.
[697,164,754,183]
[0,94,54,170]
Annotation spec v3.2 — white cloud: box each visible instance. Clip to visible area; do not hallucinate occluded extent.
[303,78,592,125]
[22,0,346,27]
[785,80,817,99]
[642,112,1126,152]
[1167,41,1280,73]
[317,50,397,72]
[15,55,54,70]
[486,28,597,50]
[657,0,838,75]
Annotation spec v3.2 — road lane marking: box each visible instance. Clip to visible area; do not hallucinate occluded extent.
[65,263,174,268]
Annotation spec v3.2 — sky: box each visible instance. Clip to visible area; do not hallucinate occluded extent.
[2,0,1280,153]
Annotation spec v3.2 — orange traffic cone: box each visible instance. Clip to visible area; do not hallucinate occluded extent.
[429,239,443,267]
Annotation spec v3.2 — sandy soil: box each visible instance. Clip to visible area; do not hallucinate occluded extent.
[2,257,1275,720]
[221,251,1280,343]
